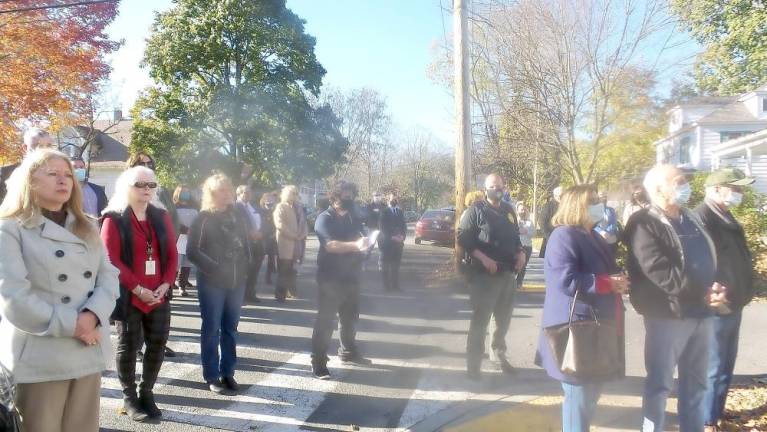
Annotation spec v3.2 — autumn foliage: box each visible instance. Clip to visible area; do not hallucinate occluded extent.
[0,0,119,161]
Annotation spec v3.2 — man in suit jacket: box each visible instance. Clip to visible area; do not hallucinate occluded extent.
[72,158,107,217]
[379,192,407,292]
[1,128,55,203]
[538,186,562,258]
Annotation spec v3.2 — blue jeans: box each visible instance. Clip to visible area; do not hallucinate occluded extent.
[561,382,603,432]
[642,316,711,432]
[703,311,742,425]
[197,273,246,383]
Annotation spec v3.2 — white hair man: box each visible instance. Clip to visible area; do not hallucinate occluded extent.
[694,168,755,431]
[625,164,725,432]
[1,128,55,202]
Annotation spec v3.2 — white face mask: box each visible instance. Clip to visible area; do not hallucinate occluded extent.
[724,190,743,207]
[588,203,605,225]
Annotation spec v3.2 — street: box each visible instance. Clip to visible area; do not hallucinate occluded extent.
[98,235,767,432]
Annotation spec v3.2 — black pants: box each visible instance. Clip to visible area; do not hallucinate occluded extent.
[516,245,533,287]
[380,244,404,291]
[246,243,265,300]
[276,259,296,300]
[115,301,171,397]
[311,280,360,364]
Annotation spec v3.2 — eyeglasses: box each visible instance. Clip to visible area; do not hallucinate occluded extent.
[133,182,158,189]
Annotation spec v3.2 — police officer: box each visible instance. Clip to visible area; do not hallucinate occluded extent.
[379,192,407,292]
[311,181,372,379]
[457,173,526,380]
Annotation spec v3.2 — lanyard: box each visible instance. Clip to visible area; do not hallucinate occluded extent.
[131,208,154,258]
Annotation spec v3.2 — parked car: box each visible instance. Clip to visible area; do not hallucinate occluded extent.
[415,209,455,245]
[404,210,420,223]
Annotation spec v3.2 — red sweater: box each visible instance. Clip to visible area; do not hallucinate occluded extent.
[102,211,178,313]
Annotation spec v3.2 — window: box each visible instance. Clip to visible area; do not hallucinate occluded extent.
[679,136,691,164]
[720,131,753,143]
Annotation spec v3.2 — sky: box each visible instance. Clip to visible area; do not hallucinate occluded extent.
[104,0,456,145]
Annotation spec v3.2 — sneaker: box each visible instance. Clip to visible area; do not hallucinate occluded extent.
[208,380,227,394]
[139,391,162,419]
[312,363,331,380]
[121,397,148,422]
[136,351,144,362]
[340,355,372,366]
[164,346,176,358]
[221,376,239,393]
[494,352,516,375]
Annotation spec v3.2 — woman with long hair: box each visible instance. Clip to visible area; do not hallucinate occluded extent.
[274,185,308,302]
[101,166,178,421]
[536,185,629,432]
[0,149,119,432]
[173,185,199,297]
[187,174,251,394]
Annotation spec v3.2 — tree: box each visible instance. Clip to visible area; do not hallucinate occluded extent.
[670,0,767,95]
[0,0,119,159]
[390,128,454,212]
[320,87,392,197]
[133,0,348,186]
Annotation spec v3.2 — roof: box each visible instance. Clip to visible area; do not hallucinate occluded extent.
[76,119,132,163]
[675,96,737,107]
[697,101,762,124]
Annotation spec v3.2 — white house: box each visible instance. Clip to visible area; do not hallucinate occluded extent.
[655,83,767,193]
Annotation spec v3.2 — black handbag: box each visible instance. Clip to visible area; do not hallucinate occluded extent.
[544,290,621,379]
[0,364,20,432]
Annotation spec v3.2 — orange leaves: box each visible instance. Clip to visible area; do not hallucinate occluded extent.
[0,0,119,159]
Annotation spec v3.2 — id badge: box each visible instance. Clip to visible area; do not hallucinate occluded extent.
[145,259,157,276]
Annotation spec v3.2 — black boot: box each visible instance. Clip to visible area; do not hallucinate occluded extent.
[122,392,148,422]
[139,389,162,419]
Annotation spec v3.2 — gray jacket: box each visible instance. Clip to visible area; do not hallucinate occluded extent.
[0,214,119,383]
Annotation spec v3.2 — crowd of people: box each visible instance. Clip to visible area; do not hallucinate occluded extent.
[0,128,757,432]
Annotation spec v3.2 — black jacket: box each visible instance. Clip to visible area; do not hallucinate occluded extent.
[457,200,521,272]
[187,208,252,289]
[0,163,19,204]
[695,200,754,311]
[625,206,717,318]
[379,206,407,252]
[101,205,172,321]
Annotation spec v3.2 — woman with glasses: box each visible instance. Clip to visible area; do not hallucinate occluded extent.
[187,174,251,395]
[101,166,178,422]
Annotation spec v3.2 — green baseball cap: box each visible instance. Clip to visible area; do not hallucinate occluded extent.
[704,168,755,187]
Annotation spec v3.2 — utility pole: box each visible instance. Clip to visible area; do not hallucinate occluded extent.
[453,0,472,267]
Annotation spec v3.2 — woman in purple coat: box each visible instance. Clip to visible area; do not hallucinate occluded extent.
[536,185,629,432]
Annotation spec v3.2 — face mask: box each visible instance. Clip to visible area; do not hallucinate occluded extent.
[588,203,605,225]
[340,198,354,210]
[486,189,503,201]
[74,168,87,182]
[724,190,743,207]
[180,191,192,201]
[674,183,691,205]
[389,200,398,207]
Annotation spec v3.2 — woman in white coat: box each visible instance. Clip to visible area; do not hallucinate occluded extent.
[0,149,119,432]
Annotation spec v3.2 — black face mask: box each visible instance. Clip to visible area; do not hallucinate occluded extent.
[339,198,354,210]
[389,200,398,207]
[486,189,503,201]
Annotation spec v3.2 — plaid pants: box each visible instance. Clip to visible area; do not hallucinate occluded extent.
[115,301,171,397]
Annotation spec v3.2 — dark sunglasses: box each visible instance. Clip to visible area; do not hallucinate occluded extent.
[133,181,158,189]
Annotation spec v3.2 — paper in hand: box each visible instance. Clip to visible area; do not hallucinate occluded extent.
[367,230,380,250]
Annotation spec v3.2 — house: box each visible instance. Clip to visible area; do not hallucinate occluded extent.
[655,84,767,193]
[56,110,131,196]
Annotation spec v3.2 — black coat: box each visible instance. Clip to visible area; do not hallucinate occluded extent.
[0,163,19,204]
[187,208,252,289]
[538,199,558,257]
[379,206,407,254]
[695,200,754,311]
[624,206,717,318]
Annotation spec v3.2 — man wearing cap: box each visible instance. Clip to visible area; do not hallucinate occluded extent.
[695,168,755,432]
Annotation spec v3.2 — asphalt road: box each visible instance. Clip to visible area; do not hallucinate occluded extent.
[98,235,767,432]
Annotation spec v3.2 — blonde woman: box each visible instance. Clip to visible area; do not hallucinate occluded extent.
[186,174,251,395]
[0,149,119,432]
[536,185,628,432]
[273,185,308,302]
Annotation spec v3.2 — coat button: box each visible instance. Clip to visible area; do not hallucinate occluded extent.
[61,296,71,304]
[58,274,68,282]
[87,291,94,298]
[55,250,65,258]
[83,271,93,279]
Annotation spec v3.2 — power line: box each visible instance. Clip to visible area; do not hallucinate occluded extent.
[0,0,117,14]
